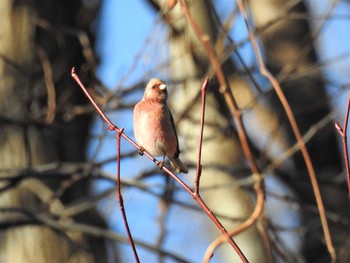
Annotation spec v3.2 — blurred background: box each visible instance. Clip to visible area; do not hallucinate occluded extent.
[1,0,350,262]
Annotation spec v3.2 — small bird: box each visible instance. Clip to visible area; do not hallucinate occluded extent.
[133,78,188,174]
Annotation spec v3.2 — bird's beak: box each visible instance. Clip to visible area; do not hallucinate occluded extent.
[159,84,167,91]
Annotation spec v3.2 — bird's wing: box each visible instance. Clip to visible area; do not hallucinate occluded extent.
[168,107,181,157]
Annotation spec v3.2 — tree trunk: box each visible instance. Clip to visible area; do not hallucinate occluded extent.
[0,1,111,262]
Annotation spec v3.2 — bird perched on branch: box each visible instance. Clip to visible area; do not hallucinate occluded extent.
[133,78,188,174]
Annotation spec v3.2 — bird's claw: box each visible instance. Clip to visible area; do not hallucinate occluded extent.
[138,146,145,156]
[157,160,164,170]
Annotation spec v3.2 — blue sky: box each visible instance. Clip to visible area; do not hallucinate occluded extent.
[96,0,157,88]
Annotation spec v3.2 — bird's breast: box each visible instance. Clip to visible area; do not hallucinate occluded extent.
[134,100,177,156]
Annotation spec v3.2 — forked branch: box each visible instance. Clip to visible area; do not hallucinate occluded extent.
[335,90,350,197]
[71,68,248,262]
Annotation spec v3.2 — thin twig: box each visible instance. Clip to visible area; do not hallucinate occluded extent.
[116,128,140,262]
[335,90,350,196]
[235,0,336,261]
[194,77,209,195]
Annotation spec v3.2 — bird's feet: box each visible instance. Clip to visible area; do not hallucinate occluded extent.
[157,160,164,170]
[138,146,145,156]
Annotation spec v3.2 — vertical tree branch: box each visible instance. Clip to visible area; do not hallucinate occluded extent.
[194,77,209,195]
[116,128,140,263]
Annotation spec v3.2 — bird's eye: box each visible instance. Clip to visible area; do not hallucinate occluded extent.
[152,85,157,89]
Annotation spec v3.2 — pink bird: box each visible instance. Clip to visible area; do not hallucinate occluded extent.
[133,78,189,174]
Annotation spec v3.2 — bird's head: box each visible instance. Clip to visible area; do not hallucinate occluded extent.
[143,78,168,102]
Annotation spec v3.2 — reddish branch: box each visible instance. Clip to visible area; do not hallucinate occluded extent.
[116,128,140,262]
[335,91,350,197]
[71,68,248,263]
[194,77,208,195]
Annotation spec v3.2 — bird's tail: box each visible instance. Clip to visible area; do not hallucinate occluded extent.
[169,156,188,174]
